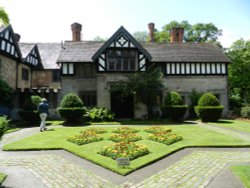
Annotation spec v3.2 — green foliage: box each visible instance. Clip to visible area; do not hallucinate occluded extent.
[241,107,250,118]
[0,78,13,106]
[188,89,203,118]
[152,20,222,44]
[195,106,224,122]
[113,66,164,119]
[18,110,40,123]
[227,39,250,105]
[60,93,84,108]
[198,93,220,106]
[0,116,9,139]
[162,91,187,121]
[58,93,85,123]
[0,7,9,25]
[58,108,86,122]
[148,132,182,145]
[22,95,41,110]
[84,107,115,122]
[133,31,148,42]
[18,95,41,123]
[195,93,223,122]
[164,91,183,105]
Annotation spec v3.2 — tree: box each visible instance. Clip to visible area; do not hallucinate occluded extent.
[113,65,164,119]
[133,31,148,42]
[158,20,222,43]
[0,78,13,107]
[93,36,107,42]
[227,39,250,105]
[0,7,9,25]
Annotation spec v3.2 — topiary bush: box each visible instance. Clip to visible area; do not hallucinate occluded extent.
[195,92,224,122]
[197,93,220,106]
[0,116,9,139]
[188,89,203,119]
[18,95,41,123]
[241,107,250,118]
[84,107,115,122]
[162,91,187,121]
[57,93,86,123]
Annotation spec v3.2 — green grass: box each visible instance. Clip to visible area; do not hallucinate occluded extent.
[0,172,7,185]
[231,166,250,188]
[211,119,250,133]
[3,125,250,175]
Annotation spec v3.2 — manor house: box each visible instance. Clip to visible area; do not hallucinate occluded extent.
[0,23,230,119]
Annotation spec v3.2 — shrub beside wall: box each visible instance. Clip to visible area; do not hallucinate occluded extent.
[241,107,250,118]
[0,116,9,139]
[57,93,85,123]
[18,95,41,123]
[195,93,223,122]
[162,91,187,121]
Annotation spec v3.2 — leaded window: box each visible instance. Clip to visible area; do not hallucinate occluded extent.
[107,49,137,71]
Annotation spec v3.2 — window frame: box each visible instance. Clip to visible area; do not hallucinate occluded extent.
[61,63,75,75]
[22,68,29,81]
[106,48,138,72]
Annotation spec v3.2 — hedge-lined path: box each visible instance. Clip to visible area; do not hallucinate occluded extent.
[0,125,250,188]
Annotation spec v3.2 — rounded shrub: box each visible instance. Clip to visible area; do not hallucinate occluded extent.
[195,93,223,122]
[198,93,220,106]
[162,91,187,121]
[164,91,184,106]
[57,93,85,123]
[18,95,41,123]
[0,116,9,139]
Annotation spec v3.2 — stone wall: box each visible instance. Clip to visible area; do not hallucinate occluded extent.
[17,64,31,90]
[162,76,229,115]
[0,55,17,89]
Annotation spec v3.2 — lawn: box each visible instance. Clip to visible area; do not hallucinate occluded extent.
[211,119,250,133]
[3,125,250,175]
[231,165,250,188]
[0,173,7,185]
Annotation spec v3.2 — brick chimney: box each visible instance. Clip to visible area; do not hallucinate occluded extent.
[14,33,21,42]
[148,23,155,42]
[71,22,82,42]
[170,27,184,43]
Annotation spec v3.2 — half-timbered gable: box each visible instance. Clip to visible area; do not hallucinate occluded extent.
[92,26,151,72]
[0,25,22,60]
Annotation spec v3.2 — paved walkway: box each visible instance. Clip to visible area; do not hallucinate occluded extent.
[0,124,250,188]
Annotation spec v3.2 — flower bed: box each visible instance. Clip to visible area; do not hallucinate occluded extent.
[68,130,104,145]
[80,128,107,134]
[144,126,172,133]
[148,132,182,145]
[98,141,149,160]
[109,133,142,142]
[112,127,139,134]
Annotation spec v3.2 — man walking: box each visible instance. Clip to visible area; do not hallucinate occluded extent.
[38,98,49,132]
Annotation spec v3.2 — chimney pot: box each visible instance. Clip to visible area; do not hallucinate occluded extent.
[148,23,155,42]
[71,22,82,42]
[14,33,21,42]
[170,27,184,43]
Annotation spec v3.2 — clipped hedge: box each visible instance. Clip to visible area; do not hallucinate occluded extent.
[162,105,188,121]
[198,93,220,106]
[241,107,250,118]
[58,93,85,123]
[18,95,41,123]
[164,91,184,106]
[57,108,86,122]
[18,110,40,123]
[0,116,9,139]
[195,106,224,122]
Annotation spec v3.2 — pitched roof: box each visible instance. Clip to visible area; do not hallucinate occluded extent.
[57,41,103,63]
[20,43,61,69]
[142,42,230,62]
[58,41,230,63]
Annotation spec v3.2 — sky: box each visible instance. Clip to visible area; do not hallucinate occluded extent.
[1,0,250,47]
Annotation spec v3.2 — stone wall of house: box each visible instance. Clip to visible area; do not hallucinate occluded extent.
[32,70,61,89]
[0,55,17,89]
[17,64,31,90]
[162,76,229,115]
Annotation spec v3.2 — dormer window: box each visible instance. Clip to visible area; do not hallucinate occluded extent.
[107,49,137,71]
